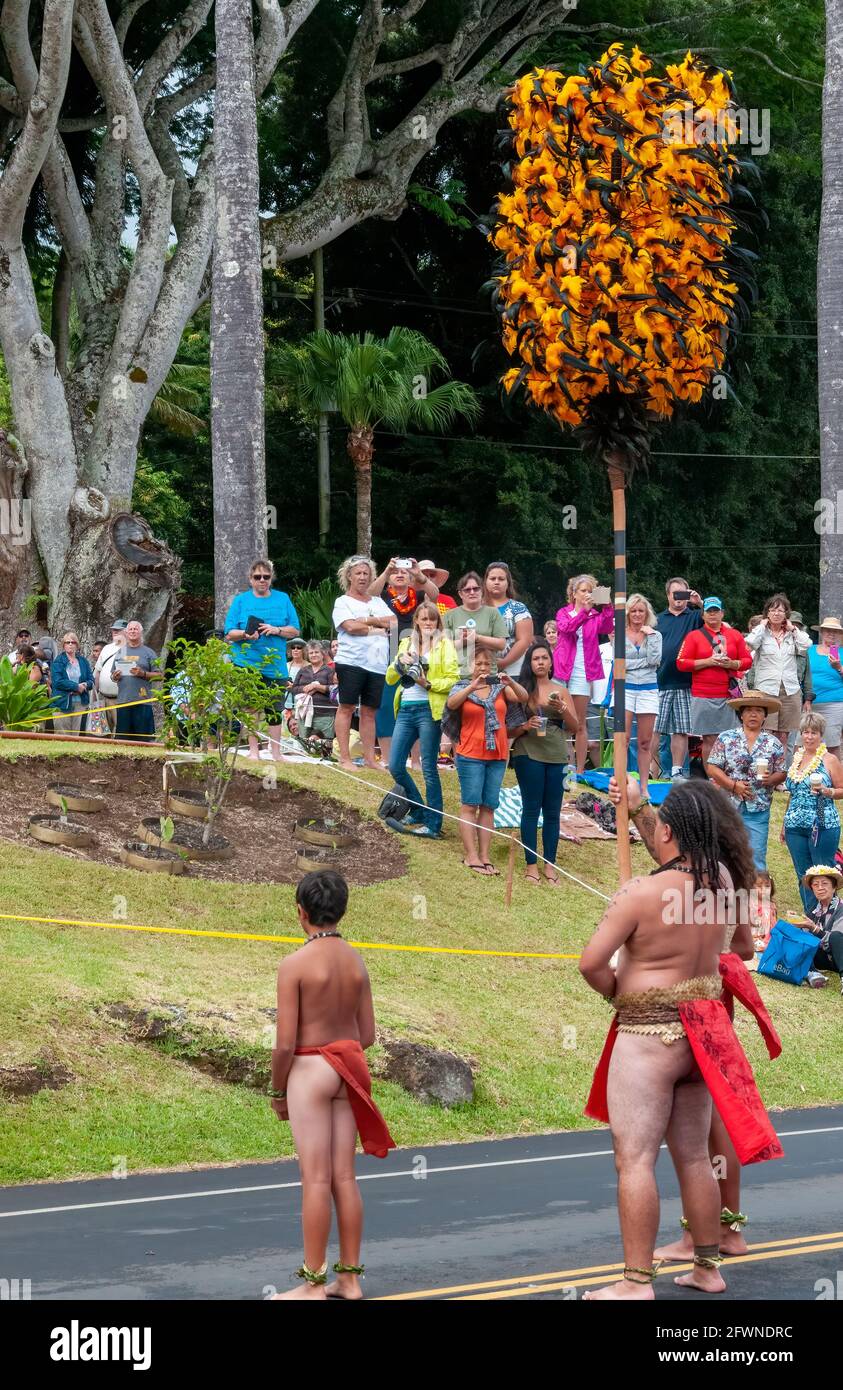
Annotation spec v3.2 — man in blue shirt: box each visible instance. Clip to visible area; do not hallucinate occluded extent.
[224,558,300,761]
[655,577,704,780]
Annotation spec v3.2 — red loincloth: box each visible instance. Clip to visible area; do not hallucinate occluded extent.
[584,1000,784,1166]
[718,952,782,1059]
[294,1040,396,1158]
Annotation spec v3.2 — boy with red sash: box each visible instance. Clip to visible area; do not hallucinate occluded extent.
[269,870,395,1300]
[580,781,782,1301]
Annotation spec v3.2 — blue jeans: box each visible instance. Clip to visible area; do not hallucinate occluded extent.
[513,755,566,866]
[739,806,771,871]
[785,824,842,912]
[455,754,507,810]
[388,703,443,832]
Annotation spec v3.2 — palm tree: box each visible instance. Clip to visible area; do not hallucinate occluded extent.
[273,327,481,554]
[819,0,843,615]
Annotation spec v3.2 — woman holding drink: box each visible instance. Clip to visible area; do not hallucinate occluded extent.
[782,711,843,911]
[509,641,578,885]
[705,691,788,870]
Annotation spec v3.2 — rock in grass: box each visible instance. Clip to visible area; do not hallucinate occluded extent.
[381,1039,474,1107]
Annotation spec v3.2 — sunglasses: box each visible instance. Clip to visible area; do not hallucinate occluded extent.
[461,585,481,593]
[252,574,271,581]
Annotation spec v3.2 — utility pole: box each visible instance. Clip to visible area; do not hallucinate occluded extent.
[313,247,331,546]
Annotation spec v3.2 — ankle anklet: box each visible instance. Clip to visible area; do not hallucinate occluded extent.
[295,1261,328,1285]
[333,1262,365,1276]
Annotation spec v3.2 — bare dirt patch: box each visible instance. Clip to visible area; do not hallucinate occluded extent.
[0,755,406,886]
[0,1060,74,1098]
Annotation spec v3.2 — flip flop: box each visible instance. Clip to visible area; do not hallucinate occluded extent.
[524,871,541,885]
[462,859,490,874]
[483,864,500,876]
[544,871,561,887]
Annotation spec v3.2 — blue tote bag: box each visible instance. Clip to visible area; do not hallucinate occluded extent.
[757,920,818,987]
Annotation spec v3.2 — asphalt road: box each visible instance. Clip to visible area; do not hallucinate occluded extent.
[2,1106,841,1301]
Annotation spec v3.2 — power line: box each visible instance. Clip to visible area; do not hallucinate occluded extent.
[370,430,819,461]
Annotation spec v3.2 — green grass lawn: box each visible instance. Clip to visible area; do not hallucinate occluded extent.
[0,740,840,1185]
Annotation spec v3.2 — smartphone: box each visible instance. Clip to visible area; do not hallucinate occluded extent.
[672,589,692,601]
[394,558,413,569]
[245,615,262,635]
[591,585,611,605]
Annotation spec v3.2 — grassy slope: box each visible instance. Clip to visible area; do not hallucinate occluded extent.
[0,740,840,1184]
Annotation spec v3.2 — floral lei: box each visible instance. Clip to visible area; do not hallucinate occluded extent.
[787,743,828,783]
[386,586,419,616]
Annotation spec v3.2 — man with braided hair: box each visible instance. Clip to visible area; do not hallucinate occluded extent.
[580,782,783,1301]
[608,777,783,1266]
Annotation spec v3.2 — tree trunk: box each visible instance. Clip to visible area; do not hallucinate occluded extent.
[211,0,267,625]
[819,0,843,616]
[347,427,375,555]
[606,452,631,884]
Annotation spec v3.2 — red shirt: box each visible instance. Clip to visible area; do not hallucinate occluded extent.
[676,624,752,698]
[435,594,457,613]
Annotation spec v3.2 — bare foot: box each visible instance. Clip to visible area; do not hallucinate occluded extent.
[675,1266,726,1294]
[326,1273,363,1300]
[718,1227,749,1256]
[339,760,357,771]
[543,869,561,887]
[654,1234,694,1261]
[363,759,380,770]
[583,1278,655,1301]
[270,1283,328,1300]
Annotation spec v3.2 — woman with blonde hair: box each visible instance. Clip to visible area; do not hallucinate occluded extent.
[553,573,613,774]
[331,555,397,769]
[51,632,94,734]
[384,602,460,838]
[624,593,662,797]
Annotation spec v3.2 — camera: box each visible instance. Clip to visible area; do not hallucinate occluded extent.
[394,558,413,569]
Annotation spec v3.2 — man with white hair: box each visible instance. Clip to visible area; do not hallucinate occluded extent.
[111,619,161,740]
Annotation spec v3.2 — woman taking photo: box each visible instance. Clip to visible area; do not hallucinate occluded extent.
[782,711,843,911]
[384,603,460,839]
[624,594,662,798]
[483,562,534,675]
[807,617,843,756]
[745,593,811,748]
[509,640,578,886]
[554,574,614,775]
[445,649,528,874]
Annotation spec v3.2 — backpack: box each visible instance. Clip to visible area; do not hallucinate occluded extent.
[378,784,412,823]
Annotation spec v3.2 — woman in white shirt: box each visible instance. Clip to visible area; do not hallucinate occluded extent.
[745,593,811,748]
[331,555,398,770]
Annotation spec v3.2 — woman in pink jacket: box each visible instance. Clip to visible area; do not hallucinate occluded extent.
[554,574,614,774]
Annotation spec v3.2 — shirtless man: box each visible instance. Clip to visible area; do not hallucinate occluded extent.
[608,775,772,1263]
[269,870,395,1301]
[579,782,771,1300]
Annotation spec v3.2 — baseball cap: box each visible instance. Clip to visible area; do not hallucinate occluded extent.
[110,618,128,630]
[703,597,723,612]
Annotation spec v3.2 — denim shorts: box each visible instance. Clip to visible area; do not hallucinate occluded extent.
[455,754,507,809]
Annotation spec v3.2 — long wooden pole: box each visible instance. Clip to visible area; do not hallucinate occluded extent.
[607,453,631,882]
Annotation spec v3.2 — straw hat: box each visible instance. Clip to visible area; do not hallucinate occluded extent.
[811,616,843,633]
[416,559,449,587]
[727,689,781,715]
[802,863,843,891]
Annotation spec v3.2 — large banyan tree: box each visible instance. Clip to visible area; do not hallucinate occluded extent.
[491,43,754,873]
[0,0,582,648]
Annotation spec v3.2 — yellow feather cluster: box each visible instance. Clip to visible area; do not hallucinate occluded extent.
[491,44,742,425]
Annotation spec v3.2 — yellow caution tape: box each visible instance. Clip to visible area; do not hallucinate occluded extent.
[0,911,580,960]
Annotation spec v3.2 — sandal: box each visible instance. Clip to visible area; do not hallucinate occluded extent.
[483,863,500,876]
[462,859,489,874]
[524,869,541,885]
[544,869,561,886]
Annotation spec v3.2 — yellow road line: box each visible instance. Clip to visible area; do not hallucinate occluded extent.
[0,911,580,961]
[454,1239,843,1300]
[378,1231,843,1300]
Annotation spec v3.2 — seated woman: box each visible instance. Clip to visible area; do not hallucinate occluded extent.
[444,649,528,875]
[800,865,843,989]
[508,640,578,886]
[384,602,459,839]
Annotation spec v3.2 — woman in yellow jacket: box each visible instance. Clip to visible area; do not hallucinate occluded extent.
[385,602,460,839]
